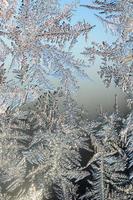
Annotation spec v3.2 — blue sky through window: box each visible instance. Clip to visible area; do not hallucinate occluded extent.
[59,0,128,119]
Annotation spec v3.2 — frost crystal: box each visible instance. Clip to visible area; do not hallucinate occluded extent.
[0,1,133,200]
[0,1,94,199]
[0,0,93,108]
[81,0,133,107]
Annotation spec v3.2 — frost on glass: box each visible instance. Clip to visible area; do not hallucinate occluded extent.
[81,0,133,107]
[78,1,133,199]
[0,0,93,110]
[0,0,93,199]
[0,90,89,199]
[78,109,133,200]
[0,0,133,200]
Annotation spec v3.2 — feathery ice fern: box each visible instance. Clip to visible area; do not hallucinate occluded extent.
[0,1,133,200]
[81,0,133,107]
[0,0,93,110]
[0,1,92,199]
[0,89,90,200]
[77,109,133,200]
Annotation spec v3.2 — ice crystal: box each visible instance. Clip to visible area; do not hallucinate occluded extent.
[0,1,133,200]
[0,0,93,109]
[0,1,94,199]
[78,1,133,199]
[81,0,133,107]
[78,111,133,200]
[0,89,90,199]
